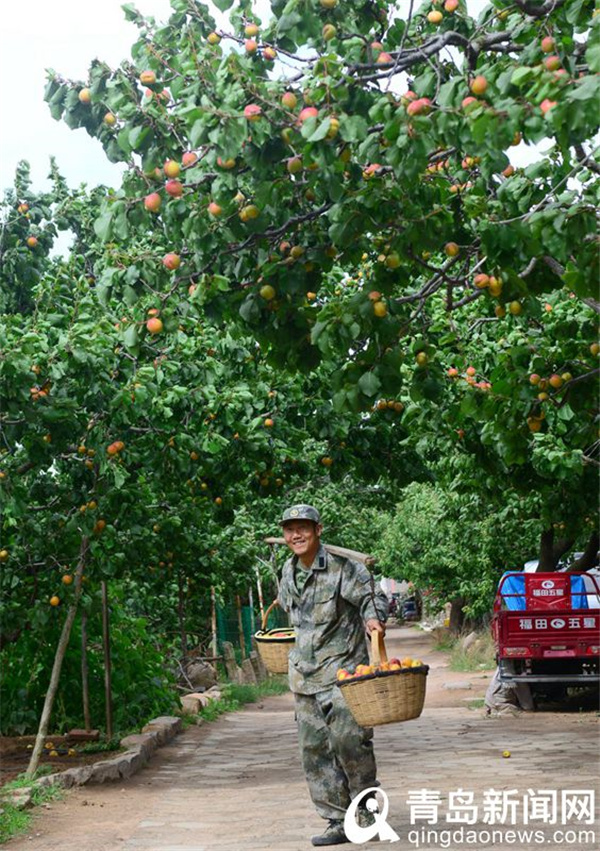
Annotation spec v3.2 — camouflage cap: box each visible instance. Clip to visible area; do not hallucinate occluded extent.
[280,504,321,526]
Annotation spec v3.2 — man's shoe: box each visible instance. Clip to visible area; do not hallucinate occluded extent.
[358,808,375,828]
[311,820,350,846]
[357,808,379,840]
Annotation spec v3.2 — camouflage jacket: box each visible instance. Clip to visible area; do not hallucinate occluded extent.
[277,544,389,695]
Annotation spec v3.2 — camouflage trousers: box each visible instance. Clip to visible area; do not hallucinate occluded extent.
[294,685,378,821]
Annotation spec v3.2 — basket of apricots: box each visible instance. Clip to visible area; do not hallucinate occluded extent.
[254,600,295,674]
[336,631,429,726]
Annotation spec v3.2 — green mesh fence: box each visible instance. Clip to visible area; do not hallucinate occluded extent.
[215,601,289,656]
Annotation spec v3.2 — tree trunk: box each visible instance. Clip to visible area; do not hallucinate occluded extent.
[236,595,246,659]
[248,584,255,634]
[449,597,466,635]
[538,528,556,571]
[553,537,575,565]
[177,569,187,660]
[101,581,113,740]
[26,537,89,778]
[567,531,600,572]
[210,586,218,659]
[269,543,280,595]
[255,568,265,623]
[537,528,575,571]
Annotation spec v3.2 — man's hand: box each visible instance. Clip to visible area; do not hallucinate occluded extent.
[365,618,386,637]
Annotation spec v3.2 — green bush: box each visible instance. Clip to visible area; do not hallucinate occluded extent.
[0,589,178,736]
[373,482,541,619]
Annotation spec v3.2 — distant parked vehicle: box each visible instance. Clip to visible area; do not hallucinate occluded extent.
[401,597,419,621]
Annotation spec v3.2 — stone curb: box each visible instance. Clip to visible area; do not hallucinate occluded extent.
[32,716,182,791]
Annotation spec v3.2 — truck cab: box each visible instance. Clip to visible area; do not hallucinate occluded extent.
[492,572,600,685]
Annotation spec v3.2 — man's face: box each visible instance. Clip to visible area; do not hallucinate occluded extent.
[282,519,322,561]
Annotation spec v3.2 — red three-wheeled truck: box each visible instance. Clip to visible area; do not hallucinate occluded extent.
[492,571,600,690]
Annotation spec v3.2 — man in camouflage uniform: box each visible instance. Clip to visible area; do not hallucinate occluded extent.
[277,504,389,846]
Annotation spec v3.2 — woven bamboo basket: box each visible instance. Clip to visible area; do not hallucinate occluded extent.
[338,631,428,726]
[253,600,295,674]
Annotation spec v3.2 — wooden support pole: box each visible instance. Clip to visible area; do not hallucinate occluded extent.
[255,567,265,623]
[101,581,113,740]
[264,537,375,565]
[26,536,90,779]
[178,569,187,661]
[236,594,246,659]
[81,610,91,733]
[211,586,218,659]
[269,543,280,595]
[248,584,255,634]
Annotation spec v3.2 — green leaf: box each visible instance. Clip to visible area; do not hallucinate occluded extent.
[113,465,127,489]
[311,320,327,345]
[112,203,129,240]
[276,1,302,34]
[510,66,533,87]
[190,119,207,148]
[212,275,230,292]
[123,285,138,306]
[122,3,143,22]
[557,404,575,421]
[213,0,233,9]
[129,125,151,151]
[308,119,332,143]
[358,371,381,397]
[587,40,600,74]
[339,116,368,143]
[94,212,112,242]
[239,296,260,323]
[123,325,139,352]
[565,0,584,23]
[436,78,463,107]
[333,390,346,412]
[567,74,600,102]
[116,127,133,156]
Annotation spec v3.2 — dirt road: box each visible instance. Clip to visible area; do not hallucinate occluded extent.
[6,625,599,851]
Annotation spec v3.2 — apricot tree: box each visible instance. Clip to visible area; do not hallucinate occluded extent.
[43,0,598,559]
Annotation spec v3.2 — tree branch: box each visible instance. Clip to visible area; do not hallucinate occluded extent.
[567,531,599,571]
[582,298,600,315]
[574,144,600,175]
[227,202,333,254]
[513,0,566,17]
[541,255,565,277]
[348,29,522,81]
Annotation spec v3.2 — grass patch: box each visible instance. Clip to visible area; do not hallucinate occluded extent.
[198,676,289,723]
[466,698,486,710]
[431,627,455,652]
[0,772,63,845]
[78,737,123,755]
[450,632,496,672]
[1,764,54,790]
[432,629,496,672]
[0,803,30,842]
